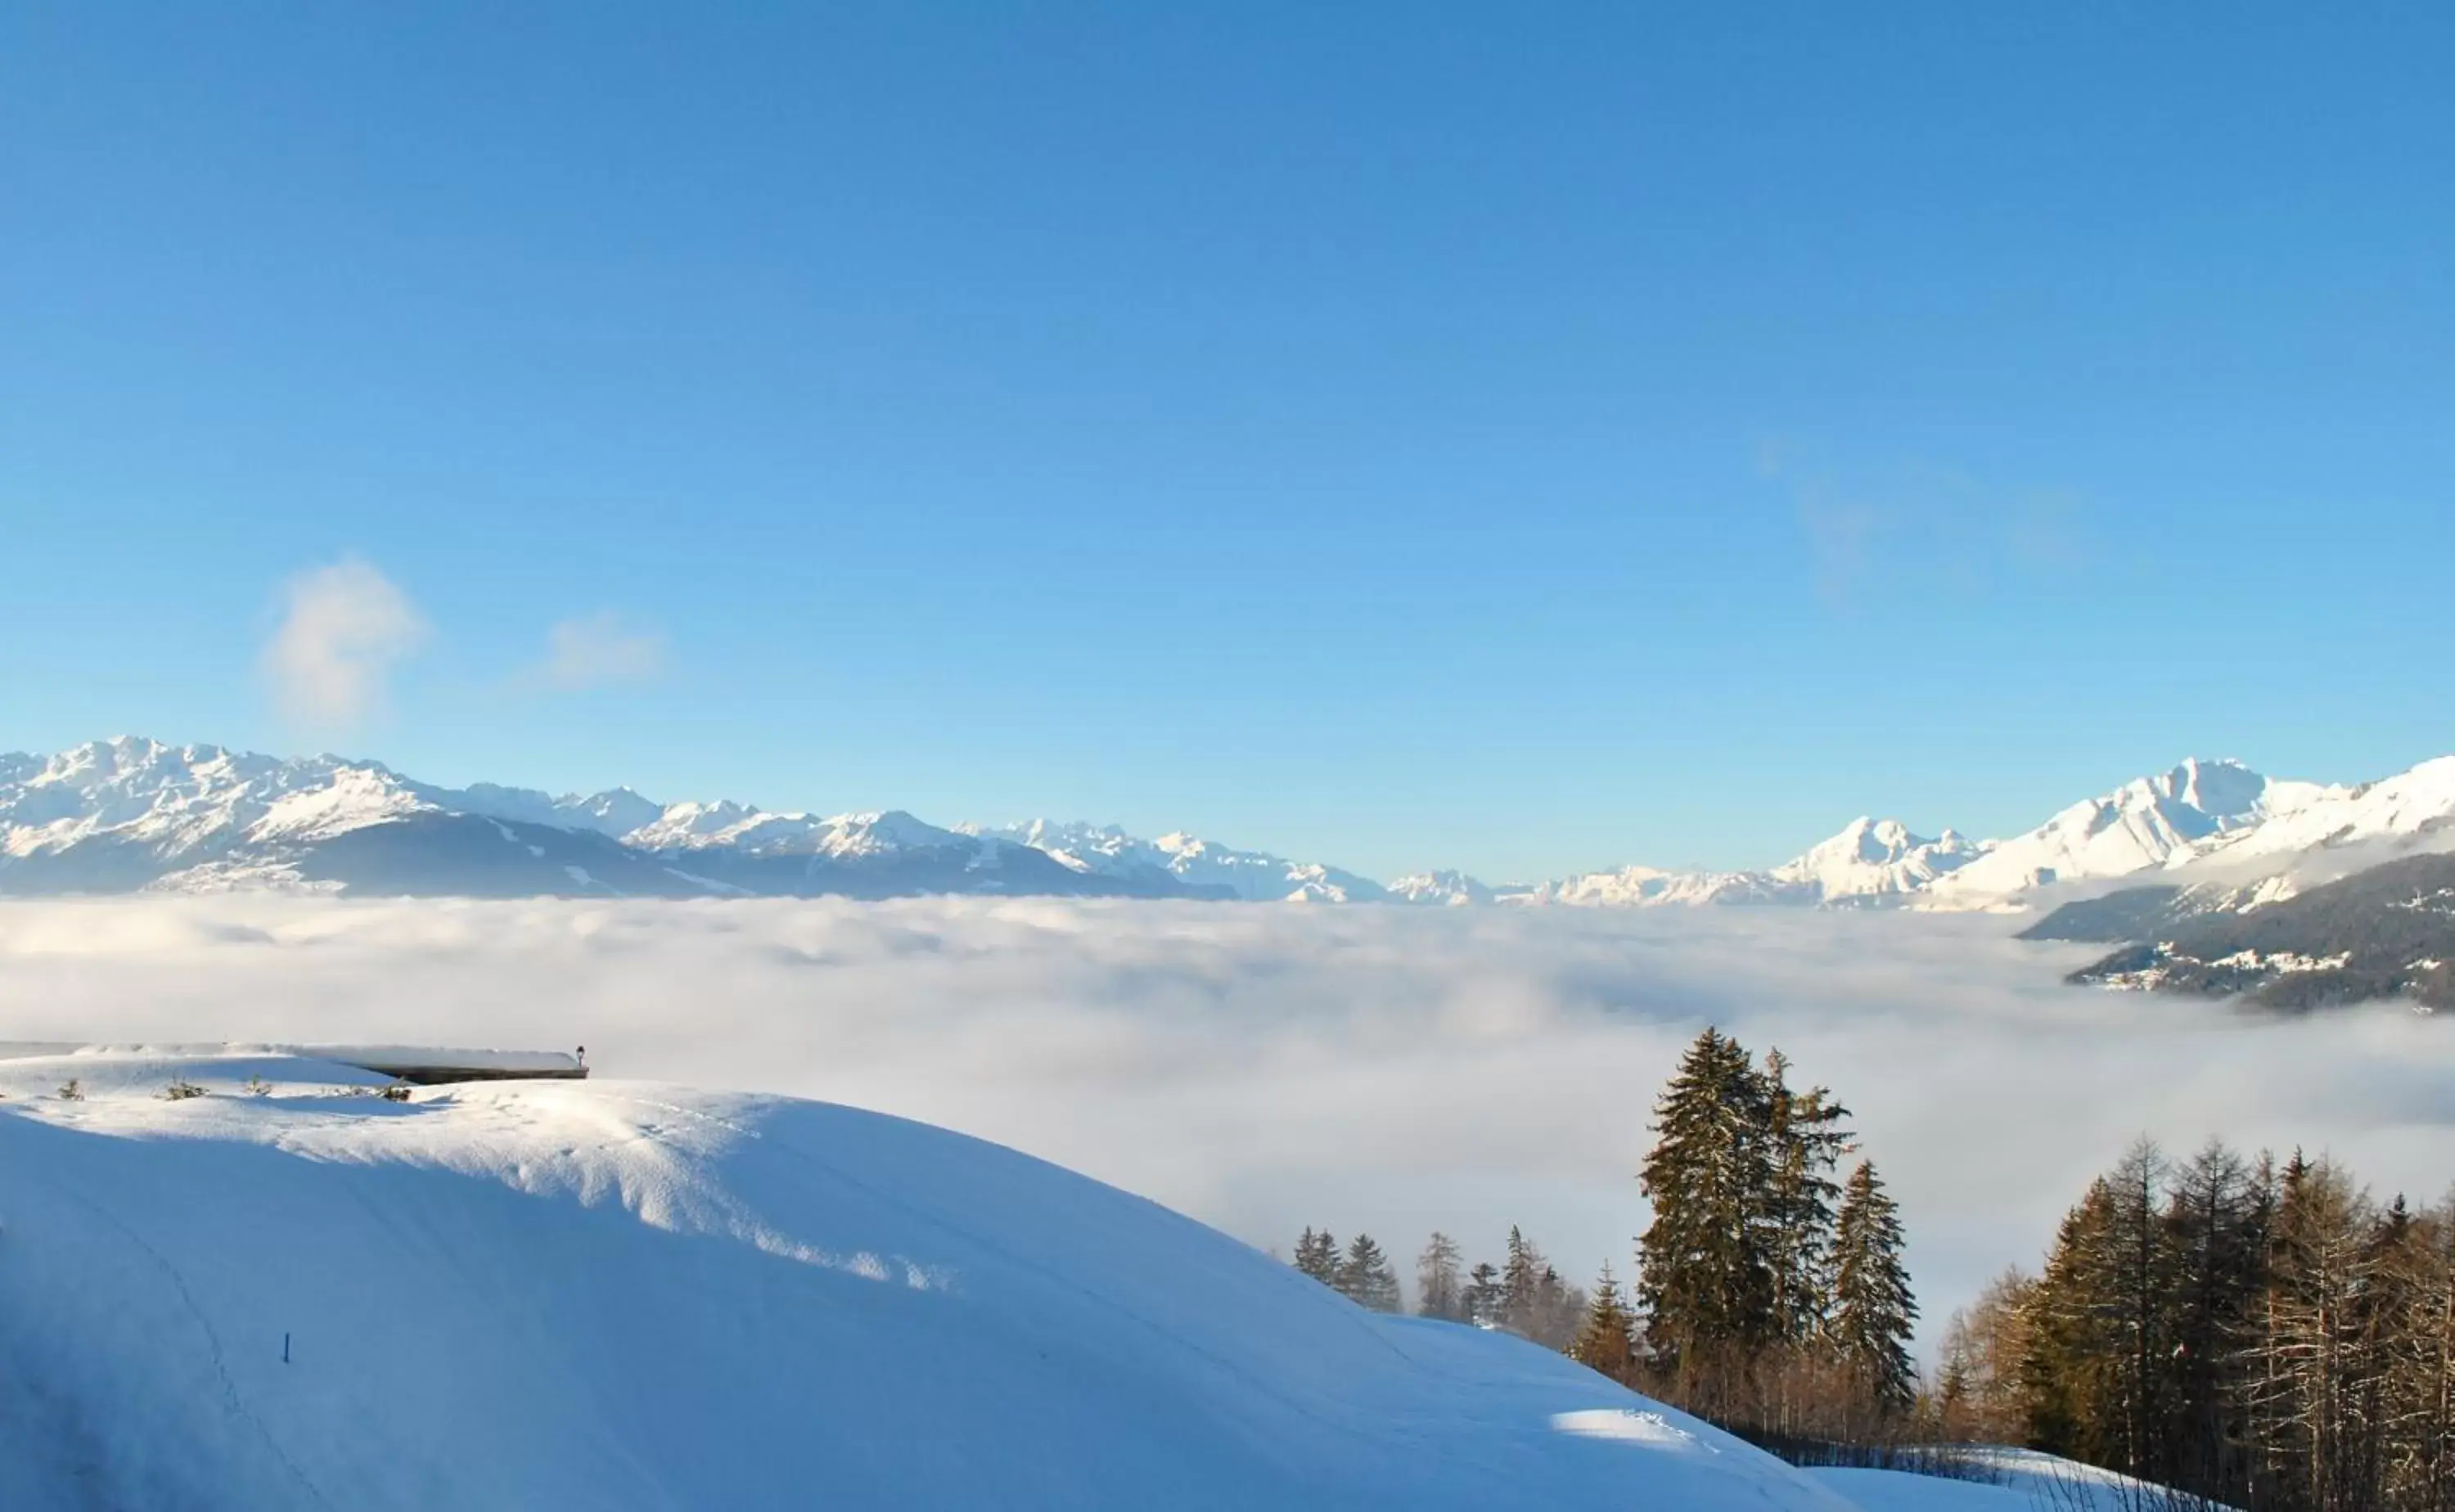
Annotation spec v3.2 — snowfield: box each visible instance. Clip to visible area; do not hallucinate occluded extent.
[0,1048,1859,1511]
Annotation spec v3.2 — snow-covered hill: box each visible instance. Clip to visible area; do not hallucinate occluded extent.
[0,1046,1857,1512]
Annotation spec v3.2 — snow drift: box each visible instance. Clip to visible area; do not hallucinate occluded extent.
[0,1048,1856,1512]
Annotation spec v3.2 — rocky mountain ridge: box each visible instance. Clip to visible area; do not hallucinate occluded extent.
[6,737,2453,911]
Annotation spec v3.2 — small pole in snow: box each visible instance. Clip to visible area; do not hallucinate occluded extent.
[283,1332,291,1365]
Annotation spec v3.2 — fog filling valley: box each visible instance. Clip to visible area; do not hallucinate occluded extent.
[7,895,2448,1350]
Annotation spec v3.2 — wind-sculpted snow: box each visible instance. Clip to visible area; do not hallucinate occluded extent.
[0,1050,1858,1511]
[9,897,2455,1357]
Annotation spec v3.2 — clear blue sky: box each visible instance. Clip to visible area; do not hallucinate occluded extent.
[3,2,2448,882]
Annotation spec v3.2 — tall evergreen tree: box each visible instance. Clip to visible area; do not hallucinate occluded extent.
[1637,1028,1782,1388]
[1338,1233,1403,1313]
[1502,1226,1543,1329]
[1830,1159,1918,1414]
[1417,1232,1466,1322]
[1293,1227,1341,1286]
[1572,1262,1640,1383]
[1763,1049,1853,1347]
[1464,1262,1504,1329]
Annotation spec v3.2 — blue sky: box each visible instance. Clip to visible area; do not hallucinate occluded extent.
[3,2,2448,882]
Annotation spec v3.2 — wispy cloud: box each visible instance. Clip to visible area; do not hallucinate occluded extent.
[7,896,2450,1356]
[1760,444,2095,609]
[260,558,429,728]
[536,611,668,690]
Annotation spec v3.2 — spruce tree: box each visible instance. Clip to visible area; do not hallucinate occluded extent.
[1293,1227,1341,1286]
[1763,1049,1852,1347]
[1572,1262,1639,1383]
[1464,1262,1503,1328]
[1636,1028,1782,1386]
[1502,1226,1541,1330]
[1338,1233,1403,1313]
[2022,1175,2124,1464]
[1829,1159,1918,1415]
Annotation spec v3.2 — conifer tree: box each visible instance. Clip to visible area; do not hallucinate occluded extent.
[2022,1174,2126,1465]
[1417,1232,1466,1322]
[1502,1226,1542,1329]
[1763,1049,1853,1347]
[1293,1227,1341,1286]
[1572,1262,1639,1383]
[1464,1262,1503,1328]
[1637,1028,1782,1387]
[1338,1233,1403,1313]
[1829,1159,1918,1415]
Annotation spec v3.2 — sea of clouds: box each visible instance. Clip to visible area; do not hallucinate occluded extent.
[4,894,2450,1349]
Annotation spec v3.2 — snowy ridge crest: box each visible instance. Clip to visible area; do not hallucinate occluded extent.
[4,738,2454,911]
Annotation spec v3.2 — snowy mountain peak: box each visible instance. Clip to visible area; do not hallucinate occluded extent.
[1767,817,1989,903]
[959,819,1385,902]
[7,736,2455,914]
[1916,758,2285,907]
[1386,870,1496,907]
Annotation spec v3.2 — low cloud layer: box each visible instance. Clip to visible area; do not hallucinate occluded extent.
[3,897,2448,1352]
[260,558,428,727]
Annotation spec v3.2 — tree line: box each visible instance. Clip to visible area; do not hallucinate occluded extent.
[1935,1138,2455,1512]
[1287,1026,1920,1445]
[1291,1224,1588,1350]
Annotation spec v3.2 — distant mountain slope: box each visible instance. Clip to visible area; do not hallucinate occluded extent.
[0,739,1188,902]
[1916,758,2297,907]
[2065,853,2455,1012]
[956,819,1384,902]
[8,736,2455,915]
[1385,870,1495,907]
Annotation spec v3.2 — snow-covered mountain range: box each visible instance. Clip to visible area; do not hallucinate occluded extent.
[3,736,2453,910]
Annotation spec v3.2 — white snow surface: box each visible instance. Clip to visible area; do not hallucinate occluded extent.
[11,736,2455,914]
[1770,819,1991,902]
[1385,869,1497,907]
[961,818,1390,902]
[620,802,962,858]
[2183,755,2455,871]
[1518,863,1814,908]
[1917,758,2285,907]
[0,1048,1854,1512]
[1809,1447,2222,1512]
[0,738,411,860]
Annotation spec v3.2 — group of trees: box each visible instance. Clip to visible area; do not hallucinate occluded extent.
[1282,1023,2455,1512]
[1936,1139,2455,1512]
[1287,1027,1920,1448]
[1629,1028,1916,1439]
[1289,1225,1588,1349]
